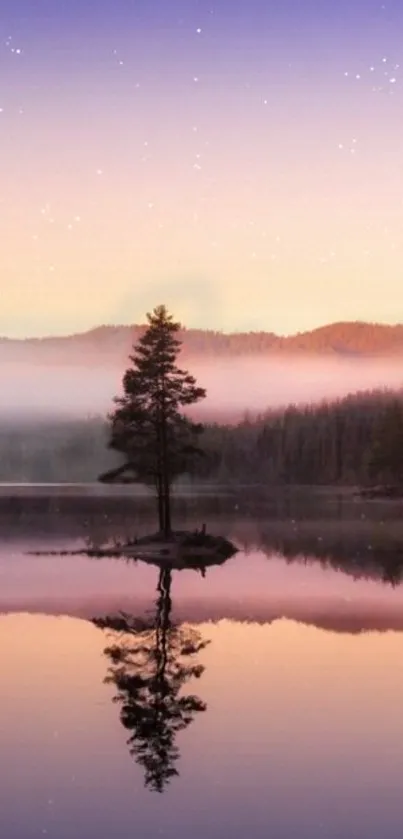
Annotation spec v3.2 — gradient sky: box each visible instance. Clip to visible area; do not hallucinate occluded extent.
[2,0,403,337]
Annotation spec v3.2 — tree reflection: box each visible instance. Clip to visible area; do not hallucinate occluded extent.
[93,565,209,793]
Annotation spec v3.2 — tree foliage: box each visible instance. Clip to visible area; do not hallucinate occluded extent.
[100,305,206,532]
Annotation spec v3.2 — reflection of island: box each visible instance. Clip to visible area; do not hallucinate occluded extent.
[22,511,403,636]
[93,564,209,793]
[76,516,403,588]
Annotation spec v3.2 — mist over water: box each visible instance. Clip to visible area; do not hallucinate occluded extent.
[0,355,402,420]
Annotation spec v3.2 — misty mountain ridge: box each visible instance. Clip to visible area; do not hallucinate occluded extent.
[1,320,403,419]
[1,320,403,367]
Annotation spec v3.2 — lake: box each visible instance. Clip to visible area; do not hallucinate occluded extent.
[2,486,403,838]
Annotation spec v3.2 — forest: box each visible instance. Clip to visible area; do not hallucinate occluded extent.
[0,386,402,486]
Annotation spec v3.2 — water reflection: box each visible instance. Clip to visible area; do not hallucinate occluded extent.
[17,488,403,590]
[93,563,210,793]
[4,492,403,836]
[247,524,403,587]
[83,518,403,589]
[11,495,403,641]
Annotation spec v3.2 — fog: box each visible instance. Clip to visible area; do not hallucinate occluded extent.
[0,355,402,420]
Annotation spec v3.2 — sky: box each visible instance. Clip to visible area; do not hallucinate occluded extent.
[2,0,403,338]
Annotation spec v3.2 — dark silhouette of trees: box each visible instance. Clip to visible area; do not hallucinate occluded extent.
[93,566,209,793]
[1,386,403,488]
[367,398,403,484]
[99,305,206,534]
[199,388,403,488]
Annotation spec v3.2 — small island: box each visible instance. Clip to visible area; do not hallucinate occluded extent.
[111,527,237,565]
[99,305,237,563]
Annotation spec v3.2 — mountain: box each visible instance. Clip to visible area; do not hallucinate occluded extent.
[1,321,403,367]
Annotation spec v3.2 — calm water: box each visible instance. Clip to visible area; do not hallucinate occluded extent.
[2,487,403,838]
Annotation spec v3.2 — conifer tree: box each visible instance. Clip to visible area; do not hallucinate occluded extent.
[99,305,206,535]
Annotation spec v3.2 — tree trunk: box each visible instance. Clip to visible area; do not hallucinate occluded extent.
[163,485,171,536]
[155,408,165,533]
[160,412,171,537]
[163,471,171,537]
[156,472,165,532]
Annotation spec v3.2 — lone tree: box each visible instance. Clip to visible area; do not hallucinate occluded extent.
[99,305,206,535]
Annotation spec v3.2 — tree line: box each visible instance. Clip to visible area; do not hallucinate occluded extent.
[0,385,402,486]
[201,387,403,487]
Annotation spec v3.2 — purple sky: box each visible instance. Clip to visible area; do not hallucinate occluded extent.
[2,1,403,337]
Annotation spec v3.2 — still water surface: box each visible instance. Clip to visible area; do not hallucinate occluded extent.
[1,488,403,838]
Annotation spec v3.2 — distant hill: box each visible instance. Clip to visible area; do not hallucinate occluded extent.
[1,321,403,367]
